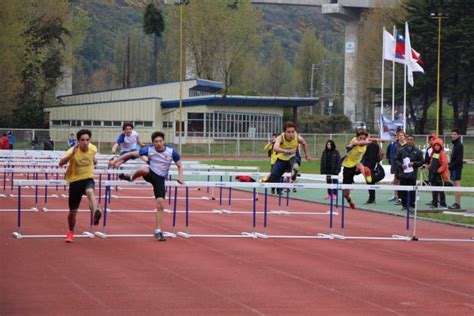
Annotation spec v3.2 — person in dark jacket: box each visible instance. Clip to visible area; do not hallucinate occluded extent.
[395,135,423,210]
[320,140,341,199]
[448,128,464,210]
[388,130,406,204]
[43,137,54,151]
[362,140,382,204]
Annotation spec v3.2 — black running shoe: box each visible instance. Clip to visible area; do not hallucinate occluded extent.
[93,209,102,226]
[154,231,166,241]
[118,173,131,181]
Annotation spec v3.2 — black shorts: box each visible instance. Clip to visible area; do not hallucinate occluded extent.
[450,168,462,181]
[69,178,95,210]
[343,166,356,184]
[143,169,166,199]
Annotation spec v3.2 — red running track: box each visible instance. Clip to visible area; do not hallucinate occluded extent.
[1,186,473,315]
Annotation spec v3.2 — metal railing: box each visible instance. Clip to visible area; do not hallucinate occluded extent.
[1,128,473,159]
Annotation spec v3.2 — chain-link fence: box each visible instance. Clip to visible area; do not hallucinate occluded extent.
[1,128,473,159]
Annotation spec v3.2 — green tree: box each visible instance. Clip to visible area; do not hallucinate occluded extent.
[263,41,290,96]
[143,2,165,83]
[14,0,72,128]
[293,29,327,98]
[163,0,262,94]
[0,0,27,126]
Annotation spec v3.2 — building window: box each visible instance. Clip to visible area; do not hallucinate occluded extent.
[83,120,92,126]
[52,120,61,126]
[60,120,70,126]
[163,121,173,128]
[144,121,153,127]
[189,89,213,97]
[113,121,122,127]
[103,121,113,127]
[188,113,204,137]
[205,112,282,139]
[134,121,145,127]
[92,121,101,126]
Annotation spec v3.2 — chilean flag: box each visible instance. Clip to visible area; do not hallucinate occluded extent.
[395,33,424,65]
[383,29,424,68]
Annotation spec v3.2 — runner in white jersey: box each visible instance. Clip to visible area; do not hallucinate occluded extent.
[109,131,184,241]
[111,122,146,167]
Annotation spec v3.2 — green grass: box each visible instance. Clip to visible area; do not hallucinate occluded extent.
[204,158,474,226]
[204,159,474,187]
[417,213,474,225]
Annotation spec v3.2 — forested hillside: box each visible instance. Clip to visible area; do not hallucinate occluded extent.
[72,0,344,97]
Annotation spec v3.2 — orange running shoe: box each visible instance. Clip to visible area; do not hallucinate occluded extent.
[349,201,356,209]
[65,231,74,243]
[364,166,372,183]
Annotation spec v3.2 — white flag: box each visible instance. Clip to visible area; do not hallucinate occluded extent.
[405,22,424,87]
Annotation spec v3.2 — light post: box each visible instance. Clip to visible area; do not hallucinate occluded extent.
[175,0,189,154]
[309,63,317,115]
[430,12,448,136]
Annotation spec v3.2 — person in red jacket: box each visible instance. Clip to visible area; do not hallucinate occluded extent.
[428,138,449,209]
[1,133,10,150]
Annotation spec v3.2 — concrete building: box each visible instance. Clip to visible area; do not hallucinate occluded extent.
[45,79,318,144]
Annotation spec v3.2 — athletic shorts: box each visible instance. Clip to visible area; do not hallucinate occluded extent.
[143,169,166,199]
[450,168,462,181]
[119,149,138,162]
[69,178,95,210]
[343,166,356,184]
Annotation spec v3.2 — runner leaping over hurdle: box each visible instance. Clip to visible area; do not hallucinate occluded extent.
[59,129,102,243]
[109,131,184,241]
[262,121,312,192]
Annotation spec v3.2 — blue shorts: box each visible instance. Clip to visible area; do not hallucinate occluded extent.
[119,149,138,162]
[450,168,462,181]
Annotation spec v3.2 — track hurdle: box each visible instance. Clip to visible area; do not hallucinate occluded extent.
[176,181,258,238]
[255,182,337,239]
[11,180,94,239]
[94,180,177,239]
[329,184,414,241]
[412,185,474,243]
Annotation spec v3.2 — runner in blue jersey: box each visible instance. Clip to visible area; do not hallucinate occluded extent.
[111,122,146,167]
[109,131,184,241]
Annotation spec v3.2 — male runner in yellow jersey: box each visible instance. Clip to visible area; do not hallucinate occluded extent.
[342,129,381,209]
[265,121,312,190]
[59,129,101,242]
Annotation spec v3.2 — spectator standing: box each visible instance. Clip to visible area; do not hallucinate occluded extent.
[428,138,449,209]
[448,128,464,210]
[43,137,54,150]
[362,139,383,204]
[388,130,406,204]
[32,136,40,150]
[7,131,15,149]
[394,135,424,210]
[320,140,341,200]
[1,133,9,150]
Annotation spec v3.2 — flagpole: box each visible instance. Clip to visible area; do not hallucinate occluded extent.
[381,27,385,125]
[403,64,407,131]
[392,26,396,121]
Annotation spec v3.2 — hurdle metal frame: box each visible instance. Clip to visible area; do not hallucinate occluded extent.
[8,179,474,242]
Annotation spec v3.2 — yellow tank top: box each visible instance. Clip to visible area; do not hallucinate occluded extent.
[64,144,97,183]
[276,132,298,161]
[342,137,367,168]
